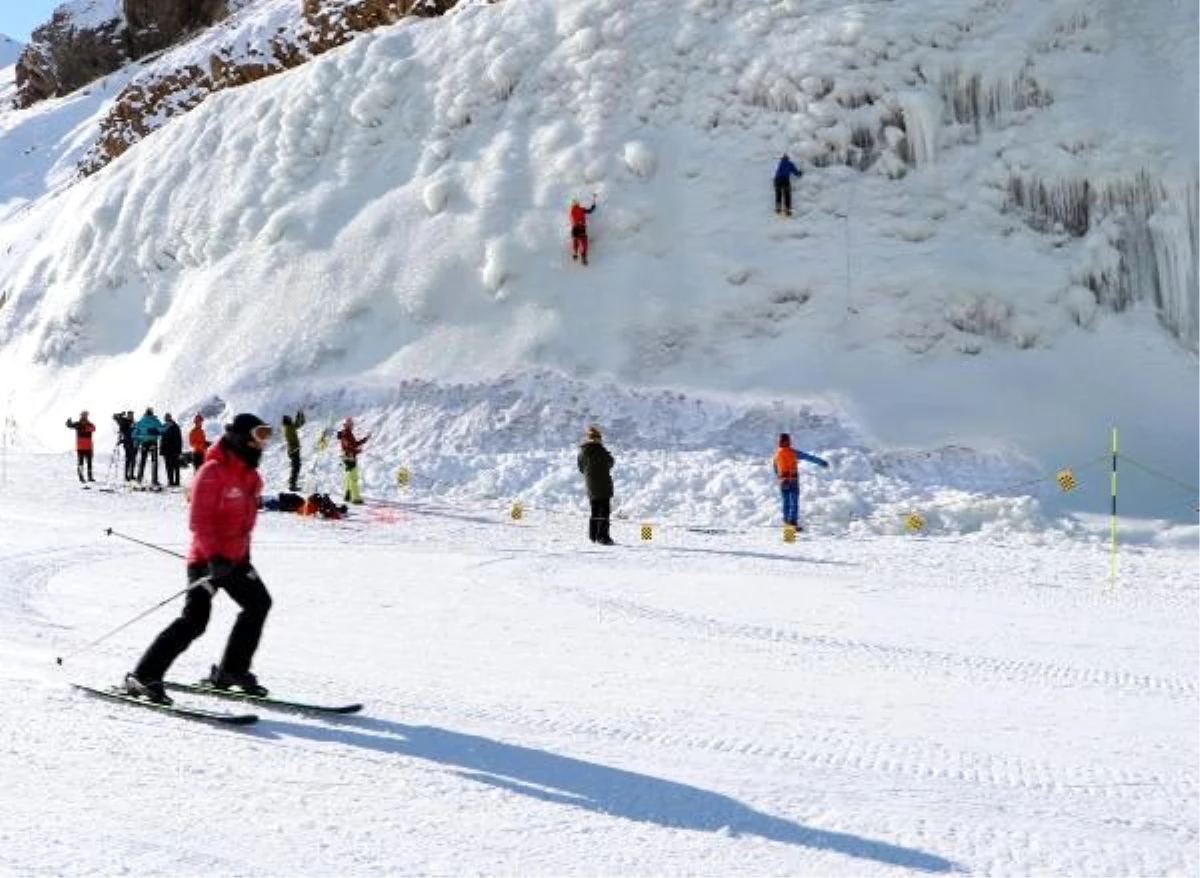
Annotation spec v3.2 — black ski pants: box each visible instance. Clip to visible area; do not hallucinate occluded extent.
[134,562,272,683]
[162,452,182,487]
[121,441,136,480]
[136,443,159,484]
[774,178,793,214]
[588,497,611,543]
[75,449,94,481]
[287,448,301,491]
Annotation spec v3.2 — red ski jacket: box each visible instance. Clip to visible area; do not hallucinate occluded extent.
[188,440,262,565]
[569,202,594,230]
[338,427,369,460]
[67,417,96,451]
[188,421,209,455]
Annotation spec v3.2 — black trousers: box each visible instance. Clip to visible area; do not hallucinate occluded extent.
[136,443,159,483]
[774,178,793,213]
[121,441,136,480]
[287,449,301,490]
[75,449,94,480]
[134,562,272,683]
[162,453,181,486]
[588,497,611,542]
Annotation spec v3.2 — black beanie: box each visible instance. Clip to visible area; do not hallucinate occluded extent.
[226,413,268,438]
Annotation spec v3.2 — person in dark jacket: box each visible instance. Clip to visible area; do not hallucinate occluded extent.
[113,410,136,481]
[577,423,615,545]
[159,413,184,487]
[773,153,802,216]
[281,410,306,492]
[125,414,275,704]
[772,432,829,529]
[66,410,96,482]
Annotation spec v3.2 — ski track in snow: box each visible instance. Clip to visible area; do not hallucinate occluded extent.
[0,453,1195,876]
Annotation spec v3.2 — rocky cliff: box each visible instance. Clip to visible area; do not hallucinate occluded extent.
[14,0,457,175]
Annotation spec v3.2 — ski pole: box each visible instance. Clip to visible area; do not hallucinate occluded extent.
[103,527,185,559]
[55,583,193,666]
[53,530,194,666]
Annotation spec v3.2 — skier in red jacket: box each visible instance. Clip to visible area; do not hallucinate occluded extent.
[125,414,275,704]
[568,196,597,265]
[65,410,96,482]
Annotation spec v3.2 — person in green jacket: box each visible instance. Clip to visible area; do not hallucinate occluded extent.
[281,410,306,492]
[577,423,615,545]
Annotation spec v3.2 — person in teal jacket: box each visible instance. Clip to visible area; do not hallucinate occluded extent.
[132,407,164,486]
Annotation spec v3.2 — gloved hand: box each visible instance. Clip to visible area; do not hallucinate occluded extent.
[821,460,830,469]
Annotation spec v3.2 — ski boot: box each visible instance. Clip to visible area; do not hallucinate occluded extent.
[124,673,172,705]
[206,665,268,697]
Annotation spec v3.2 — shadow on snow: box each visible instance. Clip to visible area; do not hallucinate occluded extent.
[258,715,956,873]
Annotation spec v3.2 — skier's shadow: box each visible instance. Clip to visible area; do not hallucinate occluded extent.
[260,716,956,873]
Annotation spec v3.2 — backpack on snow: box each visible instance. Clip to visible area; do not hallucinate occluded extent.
[277,492,305,513]
[301,493,347,520]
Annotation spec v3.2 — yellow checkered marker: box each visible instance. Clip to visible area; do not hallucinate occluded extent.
[905,513,925,532]
[782,524,797,543]
[640,524,653,541]
[395,466,410,488]
[510,502,523,521]
[1056,468,1077,492]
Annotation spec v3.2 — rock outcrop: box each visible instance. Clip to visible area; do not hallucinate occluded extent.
[14,6,128,108]
[14,0,236,108]
[79,0,460,176]
[125,0,230,57]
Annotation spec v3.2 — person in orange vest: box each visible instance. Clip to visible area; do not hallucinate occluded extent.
[66,410,97,483]
[772,432,829,529]
[568,196,597,265]
[188,415,210,472]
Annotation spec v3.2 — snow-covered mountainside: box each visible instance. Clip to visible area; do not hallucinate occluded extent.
[0,0,1196,527]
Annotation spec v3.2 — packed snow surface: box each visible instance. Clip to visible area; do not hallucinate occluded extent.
[0,1,1196,869]
[0,452,1195,876]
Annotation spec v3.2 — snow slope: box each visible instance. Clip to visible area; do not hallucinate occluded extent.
[0,452,1195,876]
[0,0,1195,523]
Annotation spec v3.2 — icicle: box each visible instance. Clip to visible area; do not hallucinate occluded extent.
[897,91,938,166]
[1012,169,1199,349]
[1148,174,1200,349]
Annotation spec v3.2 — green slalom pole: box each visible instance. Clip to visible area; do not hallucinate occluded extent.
[1110,427,1118,584]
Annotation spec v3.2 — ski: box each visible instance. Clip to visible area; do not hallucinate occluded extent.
[71,683,259,726]
[164,681,363,715]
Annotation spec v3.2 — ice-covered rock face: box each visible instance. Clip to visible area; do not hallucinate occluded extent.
[78,0,452,174]
[13,0,231,107]
[124,0,230,57]
[14,2,127,107]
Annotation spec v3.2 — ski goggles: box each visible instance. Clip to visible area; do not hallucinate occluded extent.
[248,425,274,447]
